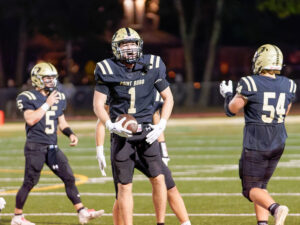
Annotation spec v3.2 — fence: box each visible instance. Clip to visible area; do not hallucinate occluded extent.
[1,80,299,119]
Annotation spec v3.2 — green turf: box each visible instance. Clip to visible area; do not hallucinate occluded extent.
[0,120,300,225]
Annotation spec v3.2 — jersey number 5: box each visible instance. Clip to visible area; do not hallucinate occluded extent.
[262,92,286,123]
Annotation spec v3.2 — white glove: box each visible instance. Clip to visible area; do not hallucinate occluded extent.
[105,118,132,138]
[0,197,6,211]
[160,142,170,166]
[219,80,233,98]
[146,119,167,144]
[96,146,106,176]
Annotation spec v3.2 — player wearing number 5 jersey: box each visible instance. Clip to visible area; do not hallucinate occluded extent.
[220,44,297,225]
[12,62,103,225]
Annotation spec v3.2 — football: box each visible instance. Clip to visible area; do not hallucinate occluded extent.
[116,114,138,134]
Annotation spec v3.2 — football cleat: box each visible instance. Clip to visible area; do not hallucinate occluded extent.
[0,197,6,211]
[11,216,35,225]
[274,205,289,225]
[78,208,104,224]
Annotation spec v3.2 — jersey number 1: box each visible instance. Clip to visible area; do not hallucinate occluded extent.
[128,87,136,114]
[262,92,286,123]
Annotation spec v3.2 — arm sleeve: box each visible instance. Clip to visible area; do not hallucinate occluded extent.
[154,58,169,92]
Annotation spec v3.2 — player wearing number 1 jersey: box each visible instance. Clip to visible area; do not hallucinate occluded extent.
[12,62,103,225]
[220,44,297,225]
[93,27,174,225]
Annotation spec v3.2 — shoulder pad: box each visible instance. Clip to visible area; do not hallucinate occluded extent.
[148,55,161,70]
[289,79,297,94]
[236,76,258,94]
[96,59,114,75]
[57,91,66,100]
[17,91,37,100]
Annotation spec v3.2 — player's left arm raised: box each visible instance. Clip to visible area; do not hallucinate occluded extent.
[58,114,78,146]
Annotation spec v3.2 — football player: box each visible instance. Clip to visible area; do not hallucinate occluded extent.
[95,107,191,225]
[93,27,174,225]
[12,62,104,225]
[219,44,296,225]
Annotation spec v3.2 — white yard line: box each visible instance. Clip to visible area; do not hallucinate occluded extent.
[2,192,300,197]
[1,212,300,217]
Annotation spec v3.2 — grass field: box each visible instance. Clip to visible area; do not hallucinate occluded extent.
[1,116,300,225]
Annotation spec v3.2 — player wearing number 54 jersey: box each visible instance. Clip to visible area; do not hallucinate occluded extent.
[220,44,296,225]
[93,27,174,225]
[12,62,103,225]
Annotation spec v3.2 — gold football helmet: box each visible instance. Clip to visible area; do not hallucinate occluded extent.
[111,27,143,64]
[252,44,283,74]
[31,62,58,91]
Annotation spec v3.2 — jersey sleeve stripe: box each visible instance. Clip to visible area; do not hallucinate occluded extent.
[28,91,37,100]
[293,83,297,93]
[97,62,107,75]
[19,91,34,100]
[241,77,252,91]
[247,76,257,92]
[62,93,66,100]
[22,92,33,100]
[149,55,154,69]
[155,56,160,68]
[103,60,113,75]
[289,80,294,93]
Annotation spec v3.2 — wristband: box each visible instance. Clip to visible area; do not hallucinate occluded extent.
[41,103,50,112]
[62,127,74,137]
[224,93,235,117]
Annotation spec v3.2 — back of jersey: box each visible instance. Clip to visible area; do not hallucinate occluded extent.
[236,75,297,151]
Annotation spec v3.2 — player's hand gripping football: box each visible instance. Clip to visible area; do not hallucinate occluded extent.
[146,119,167,144]
[96,146,106,176]
[105,118,132,138]
[46,90,60,106]
[219,80,233,98]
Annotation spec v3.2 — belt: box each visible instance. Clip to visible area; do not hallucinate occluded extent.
[48,145,58,150]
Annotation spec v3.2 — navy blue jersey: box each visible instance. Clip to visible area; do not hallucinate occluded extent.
[153,90,164,113]
[236,75,297,151]
[94,55,169,123]
[16,90,67,145]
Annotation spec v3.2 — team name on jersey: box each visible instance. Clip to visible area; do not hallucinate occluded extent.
[120,79,145,86]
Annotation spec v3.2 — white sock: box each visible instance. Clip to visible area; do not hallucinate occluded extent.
[181,221,191,225]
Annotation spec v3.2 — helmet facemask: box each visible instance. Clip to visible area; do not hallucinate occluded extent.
[117,41,142,64]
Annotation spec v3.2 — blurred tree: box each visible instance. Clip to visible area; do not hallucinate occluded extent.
[172,0,224,106]
[173,0,200,84]
[257,0,300,18]
[0,0,35,87]
[199,0,224,106]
